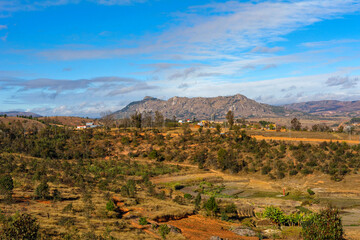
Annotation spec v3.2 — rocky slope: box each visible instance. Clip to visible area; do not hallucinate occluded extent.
[112,94,295,120]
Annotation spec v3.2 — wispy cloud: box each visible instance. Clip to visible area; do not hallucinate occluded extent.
[0,25,7,30]
[107,82,158,96]
[301,39,360,47]
[33,0,360,63]
[326,76,359,88]
[0,76,153,98]
[0,0,147,16]
[1,32,8,41]
[93,0,147,5]
[251,46,284,53]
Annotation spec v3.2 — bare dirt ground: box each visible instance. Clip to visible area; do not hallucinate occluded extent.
[167,215,258,240]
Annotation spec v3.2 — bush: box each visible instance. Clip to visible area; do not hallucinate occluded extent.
[307,188,315,196]
[52,188,62,201]
[263,206,287,226]
[0,174,14,201]
[184,193,192,199]
[35,181,49,199]
[204,196,219,216]
[194,192,201,211]
[1,213,39,240]
[158,224,170,239]
[301,207,343,240]
[139,217,148,225]
[106,200,115,211]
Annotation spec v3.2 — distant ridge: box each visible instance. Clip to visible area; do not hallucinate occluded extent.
[284,100,360,116]
[0,111,42,117]
[111,94,298,120]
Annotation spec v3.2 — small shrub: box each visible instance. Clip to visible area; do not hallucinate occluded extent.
[307,188,315,196]
[158,224,170,239]
[106,200,115,211]
[52,189,61,201]
[184,193,192,200]
[62,203,74,213]
[203,196,219,216]
[139,217,148,225]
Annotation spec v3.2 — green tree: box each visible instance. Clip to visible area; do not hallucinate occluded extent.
[131,112,142,129]
[194,192,201,211]
[0,175,14,201]
[226,110,235,129]
[154,111,164,128]
[204,196,219,216]
[35,181,50,199]
[291,118,302,131]
[1,213,39,240]
[215,124,221,134]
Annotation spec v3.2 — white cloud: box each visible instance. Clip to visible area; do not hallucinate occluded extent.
[35,0,360,62]
[0,25,7,30]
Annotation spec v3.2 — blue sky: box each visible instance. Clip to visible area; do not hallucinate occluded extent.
[1,0,360,117]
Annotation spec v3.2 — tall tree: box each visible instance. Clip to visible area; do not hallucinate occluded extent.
[226,110,234,129]
[290,118,301,131]
[154,111,164,127]
[131,112,142,129]
[142,111,153,128]
[0,175,14,201]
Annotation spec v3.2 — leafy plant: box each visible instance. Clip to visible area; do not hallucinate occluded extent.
[158,224,170,239]
[203,196,219,216]
[139,217,148,225]
[106,199,115,211]
[34,181,50,199]
[263,206,287,226]
[301,207,343,240]
[1,213,39,240]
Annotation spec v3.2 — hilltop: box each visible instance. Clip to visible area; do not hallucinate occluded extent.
[111,94,298,120]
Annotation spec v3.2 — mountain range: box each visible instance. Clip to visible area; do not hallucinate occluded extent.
[284,100,360,116]
[111,94,297,120]
[0,111,42,117]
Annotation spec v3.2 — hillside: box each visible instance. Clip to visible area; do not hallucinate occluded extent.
[0,111,41,117]
[38,116,97,127]
[284,100,360,116]
[0,116,46,130]
[112,94,297,120]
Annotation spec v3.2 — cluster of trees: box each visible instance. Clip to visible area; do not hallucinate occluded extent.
[125,127,360,181]
[0,122,112,159]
